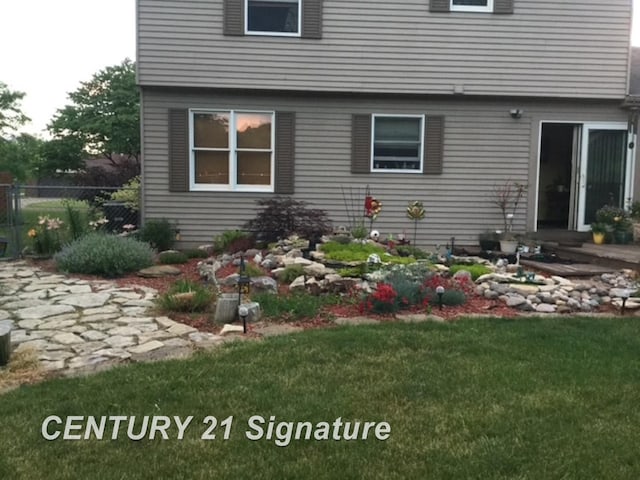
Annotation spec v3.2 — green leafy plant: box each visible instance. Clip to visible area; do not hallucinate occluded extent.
[63,199,88,240]
[108,176,140,212]
[243,262,266,278]
[244,196,332,242]
[157,280,215,313]
[139,218,175,251]
[396,245,430,260]
[449,264,492,281]
[280,265,306,283]
[54,233,154,277]
[27,215,64,256]
[213,230,250,253]
[321,241,387,262]
[184,248,210,259]
[158,251,189,264]
[251,292,340,321]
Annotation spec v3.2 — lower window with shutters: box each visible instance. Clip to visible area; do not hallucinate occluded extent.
[190,109,275,192]
[372,115,424,173]
[451,0,493,12]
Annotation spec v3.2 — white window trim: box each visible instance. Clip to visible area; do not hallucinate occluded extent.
[245,0,302,37]
[189,109,275,193]
[370,114,425,174]
[450,0,493,13]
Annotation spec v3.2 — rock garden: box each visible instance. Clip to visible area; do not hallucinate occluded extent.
[2,194,640,388]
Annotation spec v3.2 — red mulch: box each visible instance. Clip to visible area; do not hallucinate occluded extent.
[25,258,569,335]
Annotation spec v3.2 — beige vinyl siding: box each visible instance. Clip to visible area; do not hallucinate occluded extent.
[141,89,629,246]
[138,0,631,99]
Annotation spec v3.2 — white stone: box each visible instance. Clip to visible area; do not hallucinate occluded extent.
[92,348,131,359]
[155,316,178,329]
[67,356,110,370]
[16,304,75,320]
[59,293,111,308]
[38,350,74,362]
[220,324,245,335]
[39,319,78,330]
[167,323,198,336]
[104,335,136,348]
[18,319,43,329]
[128,340,164,354]
[81,330,108,341]
[108,326,142,337]
[52,332,85,345]
[535,303,557,313]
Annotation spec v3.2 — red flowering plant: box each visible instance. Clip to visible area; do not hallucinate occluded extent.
[360,283,398,314]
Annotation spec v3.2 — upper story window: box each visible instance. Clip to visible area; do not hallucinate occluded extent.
[371,115,424,173]
[246,0,301,36]
[450,0,494,13]
[190,110,275,192]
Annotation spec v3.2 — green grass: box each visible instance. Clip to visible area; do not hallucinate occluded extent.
[321,241,416,265]
[252,291,342,321]
[1,318,640,479]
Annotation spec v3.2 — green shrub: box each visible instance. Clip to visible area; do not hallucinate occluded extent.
[438,290,467,306]
[252,292,340,321]
[449,264,492,281]
[108,176,140,212]
[54,233,154,277]
[158,251,189,264]
[321,241,386,262]
[244,262,265,278]
[157,280,215,313]
[139,218,175,251]
[213,230,250,253]
[280,265,305,283]
[184,248,210,259]
[396,245,430,260]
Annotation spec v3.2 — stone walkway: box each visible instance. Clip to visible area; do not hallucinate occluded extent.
[0,262,225,375]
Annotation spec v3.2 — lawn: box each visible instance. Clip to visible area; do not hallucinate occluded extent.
[1,318,639,479]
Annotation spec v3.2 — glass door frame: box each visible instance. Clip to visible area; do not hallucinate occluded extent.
[576,122,634,231]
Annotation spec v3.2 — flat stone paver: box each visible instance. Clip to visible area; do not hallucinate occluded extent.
[0,261,225,377]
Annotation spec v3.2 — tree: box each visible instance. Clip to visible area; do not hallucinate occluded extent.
[0,134,43,182]
[0,82,29,137]
[48,59,140,171]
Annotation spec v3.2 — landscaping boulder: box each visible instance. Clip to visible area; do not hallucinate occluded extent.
[303,262,335,279]
[289,275,306,292]
[250,276,278,294]
[137,265,181,278]
[239,302,262,323]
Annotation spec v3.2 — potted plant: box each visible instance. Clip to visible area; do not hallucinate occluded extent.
[491,180,527,253]
[594,205,631,244]
[590,222,608,245]
[478,230,500,251]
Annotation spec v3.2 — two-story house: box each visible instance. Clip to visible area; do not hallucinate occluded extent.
[137,0,637,246]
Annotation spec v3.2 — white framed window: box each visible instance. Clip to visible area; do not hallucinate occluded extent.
[190,109,275,192]
[246,0,301,36]
[371,115,424,173]
[451,0,493,13]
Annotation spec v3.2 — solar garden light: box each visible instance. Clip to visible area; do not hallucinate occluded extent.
[620,289,631,315]
[436,286,445,310]
[238,305,249,334]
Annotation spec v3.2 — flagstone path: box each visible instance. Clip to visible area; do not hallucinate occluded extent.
[0,262,226,375]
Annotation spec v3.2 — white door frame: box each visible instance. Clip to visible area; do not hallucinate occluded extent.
[576,122,633,231]
[536,121,635,232]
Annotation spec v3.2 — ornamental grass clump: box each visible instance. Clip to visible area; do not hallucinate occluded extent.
[157,280,215,313]
[54,233,154,277]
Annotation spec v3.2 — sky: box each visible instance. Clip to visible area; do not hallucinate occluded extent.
[1,0,640,137]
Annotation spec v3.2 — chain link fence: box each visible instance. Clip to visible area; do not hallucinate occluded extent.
[0,184,139,259]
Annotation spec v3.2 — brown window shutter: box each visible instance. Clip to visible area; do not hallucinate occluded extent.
[302,0,323,39]
[493,0,514,14]
[429,0,451,13]
[351,114,372,174]
[168,109,190,192]
[423,116,444,175]
[275,112,296,194]
[224,0,244,36]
